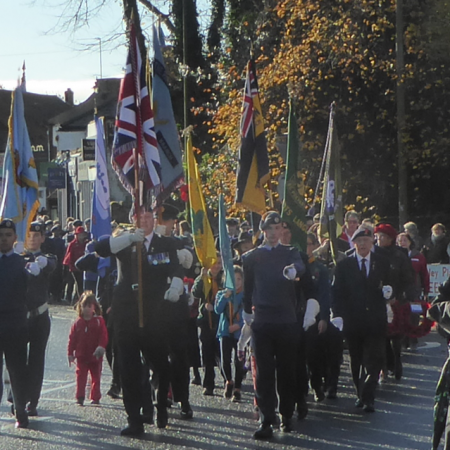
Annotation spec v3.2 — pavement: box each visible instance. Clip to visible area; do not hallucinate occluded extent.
[0,304,447,450]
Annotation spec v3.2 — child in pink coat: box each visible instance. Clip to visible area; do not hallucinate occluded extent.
[68,291,108,405]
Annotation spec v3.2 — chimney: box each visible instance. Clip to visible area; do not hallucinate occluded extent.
[65,88,74,106]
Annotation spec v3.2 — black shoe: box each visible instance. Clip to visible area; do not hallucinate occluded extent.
[363,403,375,413]
[231,390,241,403]
[191,375,201,386]
[27,405,38,416]
[254,422,273,440]
[76,397,84,406]
[297,397,308,420]
[202,387,214,396]
[314,388,325,402]
[224,382,234,399]
[15,416,29,429]
[281,416,292,432]
[91,400,100,405]
[355,398,363,408]
[180,402,193,420]
[107,385,121,399]
[120,424,144,436]
[326,388,337,399]
[156,408,168,429]
[394,360,403,380]
[141,414,154,425]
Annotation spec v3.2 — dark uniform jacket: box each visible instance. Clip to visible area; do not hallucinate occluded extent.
[95,233,183,334]
[23,251,57,311]
[0,253,28,333]
[332,251,391,337]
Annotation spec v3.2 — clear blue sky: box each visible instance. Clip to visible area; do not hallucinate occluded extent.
[1,1,210,104]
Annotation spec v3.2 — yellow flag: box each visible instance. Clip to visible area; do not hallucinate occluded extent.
[186,134,217,270]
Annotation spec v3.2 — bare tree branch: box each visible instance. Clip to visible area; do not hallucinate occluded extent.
[137,0,175,34]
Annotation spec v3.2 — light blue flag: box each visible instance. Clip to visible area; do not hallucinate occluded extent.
[152,25,184,205]
[218,194,236,294]
[0,88,40,243]
[91,116,111,240]
[91,116,111,278]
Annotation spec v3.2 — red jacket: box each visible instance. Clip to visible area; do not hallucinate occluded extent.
[409,250,430,298]
[68,316,108,363]
[63,239,87,272]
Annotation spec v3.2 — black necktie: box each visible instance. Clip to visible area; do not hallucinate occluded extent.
[1,254,7,259]
[361,258,367,278]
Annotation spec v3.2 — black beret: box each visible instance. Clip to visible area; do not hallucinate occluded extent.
[161,203,179,221]
[226,217,239,226]
[260,211,282,231]
[351,225,374,241]
[73,219,83,227]
[30,221,44,233]
[233,231,253,249]
[0,219,16,232]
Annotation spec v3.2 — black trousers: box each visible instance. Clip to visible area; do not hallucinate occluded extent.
[305,322,343,393]
[105,326,121,391]
[346,332,385,405]
[187,317,201,369]
[168,319,190,404]
[296,326,309,401]
[220,335,244,389]
[27,310,51,407]
[0,327,28,422]
[199,322,220,389]
[116,329,170,425]
[252,322,298,425]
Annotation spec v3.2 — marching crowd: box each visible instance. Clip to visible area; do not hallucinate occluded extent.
[0,205,446,440]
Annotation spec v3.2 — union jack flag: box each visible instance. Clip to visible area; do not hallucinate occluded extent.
[235,59,269,213]
[112,24,161,201]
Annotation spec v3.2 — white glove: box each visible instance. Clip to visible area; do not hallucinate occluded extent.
[303,298,320,331]
[155,224,166,235]
[177,248,193,269]
[237,323,253,351]
[386,304,394,323]
[14,241,24,254]
[26,262,41,276]
[188,292,195,306]
[283,264,297,280]
[129,228,145,242]
[93,346,105,359]
[109,229,144,254]
[164,277,184,302]
[242,311,254,326]
[35,255,48,269]
[331,316,343,332]
[382,285,393,300]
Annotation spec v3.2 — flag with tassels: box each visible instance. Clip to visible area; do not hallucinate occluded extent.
[112,23,161,203]
[235,59,269,214]
[318,103,343,264]
[0,88,40,243]
[186,133,217,270]
[281,100,307,252]
[152,25,184,204]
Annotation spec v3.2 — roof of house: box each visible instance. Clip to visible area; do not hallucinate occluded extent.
[49,78,120,130]
[0,89,73,152]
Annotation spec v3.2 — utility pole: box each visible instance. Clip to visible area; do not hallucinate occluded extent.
[396,0,407,228]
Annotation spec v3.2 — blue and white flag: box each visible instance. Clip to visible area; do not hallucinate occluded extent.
[218,194,235,293]
[91,116,111,278]
[152,25,184,205]
[0,88,40,243]
[92,116,111,240]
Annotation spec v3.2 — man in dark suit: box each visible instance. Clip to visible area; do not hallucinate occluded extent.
[95,206,184,436]
[332,226,391,413]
